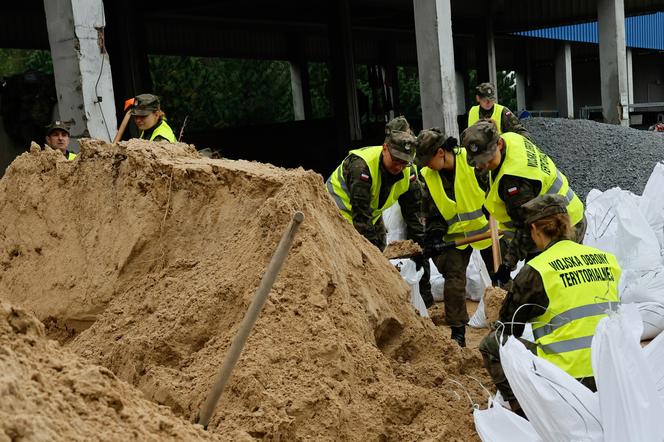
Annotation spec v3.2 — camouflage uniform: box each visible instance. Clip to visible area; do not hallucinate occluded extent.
[479,195,599,403]
[473,82,532,141]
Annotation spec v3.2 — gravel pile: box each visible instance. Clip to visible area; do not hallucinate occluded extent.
[523,117,664,200]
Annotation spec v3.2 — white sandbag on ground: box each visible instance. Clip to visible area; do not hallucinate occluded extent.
[474,398,541,442]
[643,328,664,403]
[639,162,664,249]
[383,202,407,243]
[591,305,664,442]
[584,187,664,304]
[637,302,664,340]
[391,258,429,318]
[499,337,603,441]
[469,261,523,328]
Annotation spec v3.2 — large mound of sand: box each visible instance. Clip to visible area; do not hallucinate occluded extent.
[0,140,488,440]
[0,300,217,441]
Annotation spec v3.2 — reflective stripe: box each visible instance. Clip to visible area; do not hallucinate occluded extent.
[546,170,576,203]
[325,169,350,212]
[532,302,620,340]
[445,208,485,226]
[466,225,490,237]
[538,335,594,354]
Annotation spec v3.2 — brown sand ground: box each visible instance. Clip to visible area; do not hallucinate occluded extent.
[0,140,492,441]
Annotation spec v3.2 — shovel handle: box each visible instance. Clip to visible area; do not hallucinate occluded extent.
[197,212,304,429]
[489,216,502,273]
[113,110,132,144]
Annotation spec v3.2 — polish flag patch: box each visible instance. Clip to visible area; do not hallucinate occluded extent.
[507,186,519,196]
[360,173,370,182]
[410,174,417,182]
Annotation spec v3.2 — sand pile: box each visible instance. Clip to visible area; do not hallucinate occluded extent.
[0,140,489,440]
[0,300,217,441]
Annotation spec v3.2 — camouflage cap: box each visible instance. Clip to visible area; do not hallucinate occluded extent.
[522,194,569,225]
[461,120,500,166]
[385,116,411,135]
[476,82,496,100]
[131,93,160,116]
[386,130,417,164]
[46,120,70,136]
[415,128,444,168]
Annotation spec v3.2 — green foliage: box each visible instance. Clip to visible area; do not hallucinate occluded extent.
[308,62,332,119]
[148,56,294,131]
[467,69,517,111]
[397,66,421,123]
[0,49,52,78]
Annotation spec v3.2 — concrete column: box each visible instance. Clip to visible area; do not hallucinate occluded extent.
[455,71,466,117]
[486,20,498,98]
[290,63,306,121]
[328,0,361,151]
[413,0,459,137]
[44,0,117,142]
[555,42,574,118]
[626,48,634,105]
[598,0,629,125]
[516,71,527,112]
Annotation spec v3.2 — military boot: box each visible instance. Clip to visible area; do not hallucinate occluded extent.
[450,325,466,347]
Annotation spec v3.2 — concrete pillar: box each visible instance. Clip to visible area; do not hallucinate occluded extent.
[555,42,574,118]
[328,0,361,152]
[486,20,498,98]
[290,63,306,121]
[44,0,117,142]
[626,48,634,105]
[598,0,629,125]
[455,71,466,117]
[413,0,459,137]
[516,71,527,112]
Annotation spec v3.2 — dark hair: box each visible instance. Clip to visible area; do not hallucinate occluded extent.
[532,213,573,241]
[441,136,459,154]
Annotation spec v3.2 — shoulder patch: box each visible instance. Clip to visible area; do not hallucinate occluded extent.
[360,173,370,182]
[410,174,417,182]
[507,186,519,196]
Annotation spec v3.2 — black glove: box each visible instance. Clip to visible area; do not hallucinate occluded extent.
[423,238,446,257]
[491,263,512,286]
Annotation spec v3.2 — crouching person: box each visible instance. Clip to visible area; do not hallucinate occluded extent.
[479,194,621,416]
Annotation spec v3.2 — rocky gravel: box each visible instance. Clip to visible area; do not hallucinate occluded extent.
[524,117,664,201]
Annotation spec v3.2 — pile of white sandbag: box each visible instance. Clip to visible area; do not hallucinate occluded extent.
[474,304,664,441]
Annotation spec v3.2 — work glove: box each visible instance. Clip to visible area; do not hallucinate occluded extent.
[491,263,512,286]
[423,238,446,258]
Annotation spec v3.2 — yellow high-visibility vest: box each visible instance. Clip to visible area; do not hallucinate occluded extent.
[420,148,490,249]
[484,132,584,235]
[141,119,176,142]
[468,103,504,134]
[528,240,621,378]
[326,146,413,224]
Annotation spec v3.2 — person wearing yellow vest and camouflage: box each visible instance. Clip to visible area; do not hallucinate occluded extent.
[479,194,621,417]
[468,82,531,141]
[416,128,495,347]
[326,117,431,305]
[461,120,587,286]
[45,120,76,160]
[131,94,176,142]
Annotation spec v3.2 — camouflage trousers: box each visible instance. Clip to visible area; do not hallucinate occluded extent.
[432,246,493,327]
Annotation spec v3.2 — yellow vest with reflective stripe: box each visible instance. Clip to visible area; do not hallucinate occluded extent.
[468,103,504,134]
[141,119,176,142]
[421,149,491,250]
[484,133,584,233]
[528,240,621,378]
[325,146,413,224]
[66,152,76,160]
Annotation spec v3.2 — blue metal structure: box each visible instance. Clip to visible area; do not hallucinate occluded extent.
[514,12,664,51]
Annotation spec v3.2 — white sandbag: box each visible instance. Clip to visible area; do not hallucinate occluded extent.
[640,162,664,249]
[383,202,407,243]
[637,302,664,340]
[474,398,541,442]
[429,258,445,302]
[469,297,487,328]
[391,258,429,318]
[466,249,491,301]
[591,304,664,442]
[643,329,664,403]
[500,336,603,441]
[620,269,664,304]
[584,187,659,271]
